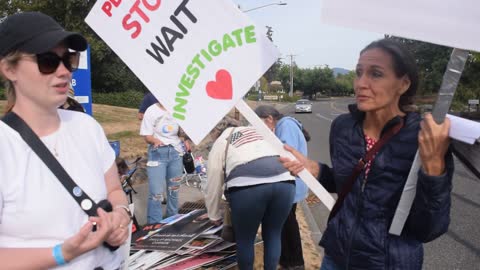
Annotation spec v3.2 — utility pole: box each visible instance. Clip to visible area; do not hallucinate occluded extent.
[288,54,296,97]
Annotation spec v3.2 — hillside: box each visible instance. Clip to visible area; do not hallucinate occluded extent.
[332,67,350,76]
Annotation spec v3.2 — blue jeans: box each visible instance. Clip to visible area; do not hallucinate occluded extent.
[320,255,342,270]
[146,145,183,223]
[228,181,295,270]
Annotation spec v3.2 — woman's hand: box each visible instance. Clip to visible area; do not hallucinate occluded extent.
[62,208,113,261]
[153,138,164,149]
[210,219,222,226]
[418,113,451,176]
[105,208,131,247]
[279,145,320,178]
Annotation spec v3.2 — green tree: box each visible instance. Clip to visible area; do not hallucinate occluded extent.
[386,36,452,95]
[386,36,480,110]
[335,71,355,96]
[263,25,282,88]
[1,1,147,94]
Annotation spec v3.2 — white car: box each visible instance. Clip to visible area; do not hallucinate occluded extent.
[295,99,313,113]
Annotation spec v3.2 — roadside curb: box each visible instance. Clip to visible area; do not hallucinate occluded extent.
[299,200,323,254]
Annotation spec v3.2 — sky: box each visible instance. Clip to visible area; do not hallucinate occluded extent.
[232,0,383,70]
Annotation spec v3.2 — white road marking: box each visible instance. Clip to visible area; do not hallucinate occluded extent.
[316,113,333,122]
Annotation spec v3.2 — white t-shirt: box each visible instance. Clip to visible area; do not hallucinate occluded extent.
[140,104,184,154]
[0,110,123,269]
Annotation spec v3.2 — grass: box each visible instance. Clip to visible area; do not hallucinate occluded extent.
[91,104,145,158]
[107,130,137,141]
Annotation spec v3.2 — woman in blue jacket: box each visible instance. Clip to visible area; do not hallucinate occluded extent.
[280,38,454,270]
[256,105,309,270]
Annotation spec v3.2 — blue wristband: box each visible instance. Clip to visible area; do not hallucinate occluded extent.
[52,244,67,266]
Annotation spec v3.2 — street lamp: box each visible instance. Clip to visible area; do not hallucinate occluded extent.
[242,1,287,13]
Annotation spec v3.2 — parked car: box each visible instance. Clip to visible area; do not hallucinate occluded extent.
[295,99,312,113]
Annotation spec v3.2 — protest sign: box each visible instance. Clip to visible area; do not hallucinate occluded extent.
[85,0,279,144]
[133,210,212,252]
[321,0,480,52]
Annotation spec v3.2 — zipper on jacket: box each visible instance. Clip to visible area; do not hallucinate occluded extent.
[361,178,367,192]
[345,119,367,269]
[345,185,364,269]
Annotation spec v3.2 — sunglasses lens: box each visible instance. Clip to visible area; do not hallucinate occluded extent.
[36,52,81,74]
[36,53,60,74]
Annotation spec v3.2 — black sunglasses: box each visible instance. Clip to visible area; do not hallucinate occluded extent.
[34,51,81,74]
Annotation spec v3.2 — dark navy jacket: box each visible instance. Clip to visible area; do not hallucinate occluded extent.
[318,106,454,270]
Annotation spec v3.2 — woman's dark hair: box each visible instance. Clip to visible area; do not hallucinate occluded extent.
[254,105,310,142]
[255,105,284,121]
[361,38,419,111]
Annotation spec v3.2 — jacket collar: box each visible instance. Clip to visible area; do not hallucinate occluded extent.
[348,104,407,137]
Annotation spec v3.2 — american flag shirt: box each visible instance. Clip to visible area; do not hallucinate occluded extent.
[229,127,263,147]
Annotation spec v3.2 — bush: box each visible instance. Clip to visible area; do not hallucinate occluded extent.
[92,90,144,108]
[281,95,301,103]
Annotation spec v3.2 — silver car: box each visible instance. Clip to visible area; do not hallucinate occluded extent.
[295,99,312,113]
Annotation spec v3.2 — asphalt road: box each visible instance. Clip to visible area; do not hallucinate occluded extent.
[280,98,480,270]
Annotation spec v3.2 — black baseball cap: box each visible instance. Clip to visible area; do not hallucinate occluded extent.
[0,11,87,57]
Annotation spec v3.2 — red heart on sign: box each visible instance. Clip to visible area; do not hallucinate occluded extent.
[206,69,233,100]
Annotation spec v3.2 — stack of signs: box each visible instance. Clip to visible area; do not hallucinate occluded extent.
[131,210,212,252]
[128,207,262,269]
[85,0,279,144]
[128,209,229,269]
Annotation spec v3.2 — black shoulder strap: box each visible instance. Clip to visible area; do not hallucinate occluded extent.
[2,112,99,216]
[328,118,405,222]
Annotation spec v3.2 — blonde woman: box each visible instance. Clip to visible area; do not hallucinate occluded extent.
[0,12,130,269]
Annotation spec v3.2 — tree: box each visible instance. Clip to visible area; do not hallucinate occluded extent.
[386,36,452,95]
[335,71,355,96]
[386,36,480,110]
[1,1,147,93]
[263,25,282,88]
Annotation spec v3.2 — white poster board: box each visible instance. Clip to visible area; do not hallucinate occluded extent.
[85,0,279,144]
[321,0,480,52]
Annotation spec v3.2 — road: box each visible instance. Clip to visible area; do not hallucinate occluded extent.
[281,97,480,270]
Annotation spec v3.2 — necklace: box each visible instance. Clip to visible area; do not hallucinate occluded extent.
[52,135,59,157]
[43,132,60,157]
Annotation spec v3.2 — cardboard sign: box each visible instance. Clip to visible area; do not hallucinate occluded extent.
[321,0,480,52]
[132,210,212,252]
[85,0,279,143]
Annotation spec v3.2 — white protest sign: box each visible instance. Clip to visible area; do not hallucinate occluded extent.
[321,0,480,52]
[85,0,279,144]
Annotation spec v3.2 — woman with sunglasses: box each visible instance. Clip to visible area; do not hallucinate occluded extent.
[0,12,130,269]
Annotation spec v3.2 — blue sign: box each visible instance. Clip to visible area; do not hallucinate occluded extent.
[72,46,92,115]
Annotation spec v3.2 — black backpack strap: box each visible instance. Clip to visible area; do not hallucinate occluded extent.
[2,112,99,216]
